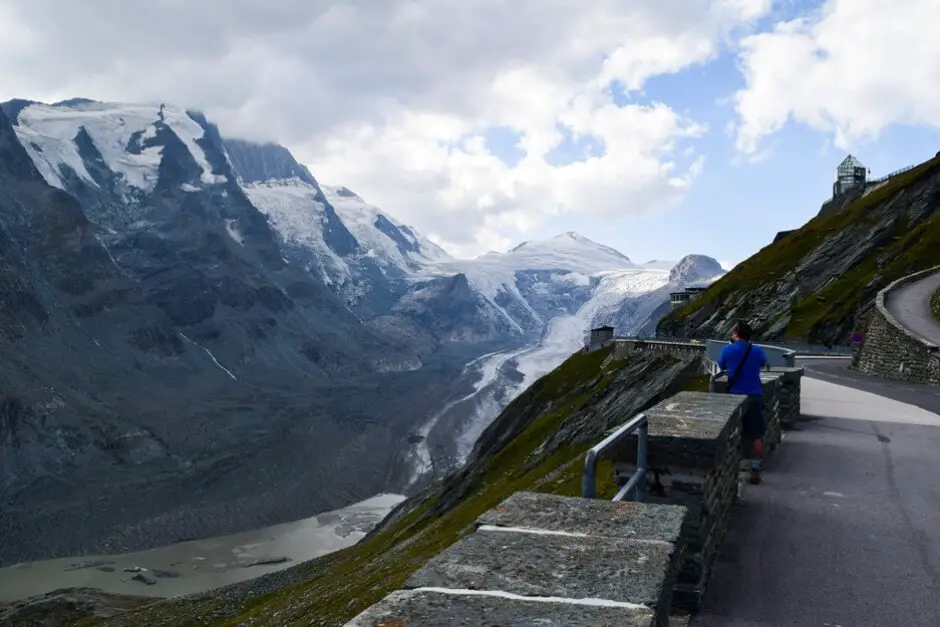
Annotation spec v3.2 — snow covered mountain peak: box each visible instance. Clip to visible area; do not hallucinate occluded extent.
[6,98,226,195]
[554,231,592,243]
[486,232,636,274]
[321,184,452,266]
[669,254,725,286]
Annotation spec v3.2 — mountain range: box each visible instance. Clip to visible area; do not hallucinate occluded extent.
[0,97,723,564]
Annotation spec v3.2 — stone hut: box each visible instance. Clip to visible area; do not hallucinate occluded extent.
[587,325,615,352]
[669,286,707,311]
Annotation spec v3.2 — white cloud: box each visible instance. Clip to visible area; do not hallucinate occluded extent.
[0,0,771,257]
[733,0,940,155]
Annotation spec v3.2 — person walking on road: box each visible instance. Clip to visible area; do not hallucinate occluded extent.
[718,320,768,485]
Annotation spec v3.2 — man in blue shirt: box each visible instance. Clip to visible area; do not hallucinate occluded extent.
[718,320,768,485]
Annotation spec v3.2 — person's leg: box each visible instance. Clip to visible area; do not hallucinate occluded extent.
[743,396,766,484]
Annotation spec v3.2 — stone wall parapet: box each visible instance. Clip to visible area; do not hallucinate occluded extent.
[855,265,940,385]
[347,366,805,625]
[347,493,689,627]
[613,339,708,364]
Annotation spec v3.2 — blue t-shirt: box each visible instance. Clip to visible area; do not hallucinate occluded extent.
[718,341,767,396]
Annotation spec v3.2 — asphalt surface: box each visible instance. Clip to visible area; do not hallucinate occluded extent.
[885,270,940,345]
[799,357,940,415]
[693,358,940,627]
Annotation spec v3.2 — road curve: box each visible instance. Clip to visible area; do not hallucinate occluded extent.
[885,269,940,345]
[693,358,940,627]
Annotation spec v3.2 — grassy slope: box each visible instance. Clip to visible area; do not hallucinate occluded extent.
[933,286,940,323]
[663,155,940,342]
[95,347,700,626]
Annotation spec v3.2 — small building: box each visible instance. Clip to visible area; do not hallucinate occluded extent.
[669,286,707,310]
[832,155,868,198]
[586,325,615,352]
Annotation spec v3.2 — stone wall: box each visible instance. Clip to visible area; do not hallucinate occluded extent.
[605,392,744,612]
[854,266,940,385]
[584,368,799,613]
[347,492,690,627]
[932,286,940,322]
[614,339,707,362]
[347,369,804,625]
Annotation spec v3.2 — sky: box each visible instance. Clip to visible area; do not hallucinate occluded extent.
[1,0,939,269]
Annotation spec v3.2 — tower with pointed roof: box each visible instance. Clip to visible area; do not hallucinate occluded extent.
[832,154,868,197]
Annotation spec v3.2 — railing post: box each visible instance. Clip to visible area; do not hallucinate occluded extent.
[582,413,647,501]
[636,421,648,502]
[581,450,597,499]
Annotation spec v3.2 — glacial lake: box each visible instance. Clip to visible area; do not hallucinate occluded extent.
[0,493,406,602]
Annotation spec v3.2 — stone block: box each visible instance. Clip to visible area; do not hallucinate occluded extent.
[477,492,688,544]
[404,528,679,611]
[344,589,658,627]
[605,394,744,471]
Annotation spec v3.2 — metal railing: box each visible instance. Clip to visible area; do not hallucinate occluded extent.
[582,412,648,502]
[709,369,727,393]
[867,163,917,186]
[705,340,797,368]
[765,342,853,356]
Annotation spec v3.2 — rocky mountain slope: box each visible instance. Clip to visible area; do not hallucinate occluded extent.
[92,347,704,626]
[0,96,722,568]
[0,99,458,566]
[659,154,940,344]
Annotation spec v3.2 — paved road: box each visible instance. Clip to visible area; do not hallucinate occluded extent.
[798,357,940,415]
[885,270,940,345]
[693,359,940,627]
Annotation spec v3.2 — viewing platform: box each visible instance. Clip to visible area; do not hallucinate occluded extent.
[347,365,804,626]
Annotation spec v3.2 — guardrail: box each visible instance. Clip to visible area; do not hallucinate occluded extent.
[647,334,853,355]
[867,163,917,186]
[705,340,796,367]
[709,369,727,393]
[766,342,854,356]
[581,412,648,502]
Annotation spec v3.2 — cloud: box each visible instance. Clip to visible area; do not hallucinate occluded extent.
[733,0,940,155]
[0,0,771,257]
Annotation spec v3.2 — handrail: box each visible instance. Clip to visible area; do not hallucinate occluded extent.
[710,364,778,392]
[582,412,648,502]
[704,356,720,375]
[709,369,727,393]
[867,163,917,186]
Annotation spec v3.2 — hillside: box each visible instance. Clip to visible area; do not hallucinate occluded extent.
[73,347,703,626]
[658,154,940,344]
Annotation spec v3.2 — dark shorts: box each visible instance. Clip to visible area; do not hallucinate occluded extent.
[742,395,766,441]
